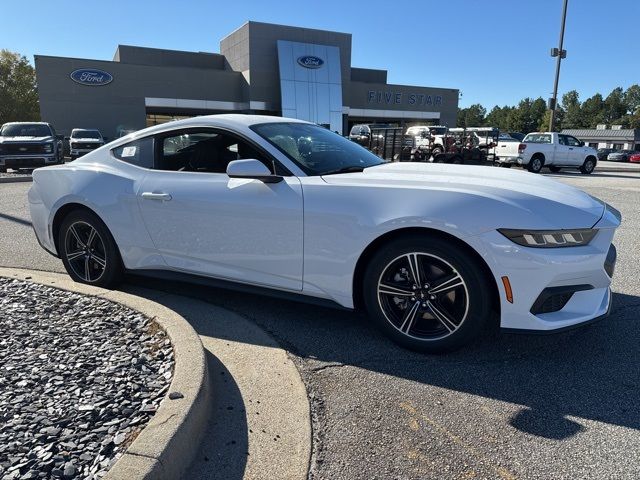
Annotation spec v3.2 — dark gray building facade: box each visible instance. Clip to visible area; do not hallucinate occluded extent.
[35,21,458,138]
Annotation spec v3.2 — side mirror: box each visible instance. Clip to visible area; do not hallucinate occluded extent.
[579,141,585,147]
[226,159,283,183]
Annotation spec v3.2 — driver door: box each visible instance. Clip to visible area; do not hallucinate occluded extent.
[564,135,584,165]
[136,127,304,291]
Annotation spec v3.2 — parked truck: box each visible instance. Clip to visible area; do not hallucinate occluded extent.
[0,122,64,172]
[494,132,598,174]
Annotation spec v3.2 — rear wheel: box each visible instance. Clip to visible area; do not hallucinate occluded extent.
[548,166,562,173]
[528,155,544,173]
[58,210,123,288]
[580,157,596,174]
[362,235,491,353]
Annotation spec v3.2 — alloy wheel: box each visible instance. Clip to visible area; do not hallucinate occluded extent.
[64,221,107,282]
[376,252,469,340]
[531,158,542,172]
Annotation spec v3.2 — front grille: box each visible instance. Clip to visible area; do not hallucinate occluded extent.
[73,142,100,150]
[530,285,593,315]
[3,143,46,155]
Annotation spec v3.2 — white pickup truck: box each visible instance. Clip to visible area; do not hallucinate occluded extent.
[494,132,598,174]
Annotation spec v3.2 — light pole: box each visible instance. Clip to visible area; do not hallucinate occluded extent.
[549,0,569,132]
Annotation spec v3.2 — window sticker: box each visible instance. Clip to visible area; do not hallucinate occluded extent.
[122,146,137,157]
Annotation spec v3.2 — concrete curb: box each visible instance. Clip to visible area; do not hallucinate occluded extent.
[0,176,33,184]
[596,165,640,173]
[0,267,211,480]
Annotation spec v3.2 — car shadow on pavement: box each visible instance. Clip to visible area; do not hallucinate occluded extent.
[0,211,32,227]
[127,275,640,442]
[185,350,249,480]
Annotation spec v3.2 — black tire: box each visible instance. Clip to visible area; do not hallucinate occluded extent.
[527,155,544,173]
[58,209,123,288]
[431,145,444,156]
[580,156,596,174]
[451,156,463,164]
[548,166,562,173]
[362,235,491,353]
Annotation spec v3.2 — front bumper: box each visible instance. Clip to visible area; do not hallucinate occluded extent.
[0,154,58,168]
[70,148,100,156]
[466,214,618,332]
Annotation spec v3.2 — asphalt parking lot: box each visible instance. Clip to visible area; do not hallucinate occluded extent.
[1,170,639,479]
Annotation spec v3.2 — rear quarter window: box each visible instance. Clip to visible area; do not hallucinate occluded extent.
[111,137,154,168]
[524,134,552,144]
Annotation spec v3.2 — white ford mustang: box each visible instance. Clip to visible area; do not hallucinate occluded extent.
[29,115,620,352]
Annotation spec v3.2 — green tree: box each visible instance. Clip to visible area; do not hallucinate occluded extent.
[505,98,545,134]
[0,50,39,124]
[580,93,605,127]
[485,105,513,131]
[456,104,486,128]
[603,87,627,125]
[623,84,640,115]
[530,98,547,132]
[561,90,582,128]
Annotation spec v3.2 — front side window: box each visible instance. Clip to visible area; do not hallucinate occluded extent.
[155,128,272,173]
[252,122,385,176]
[566,136,581,147]
[112,137,154,168]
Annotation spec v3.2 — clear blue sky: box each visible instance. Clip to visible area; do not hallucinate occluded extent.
[1,0,637,109]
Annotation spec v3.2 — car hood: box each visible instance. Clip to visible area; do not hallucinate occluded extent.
[71,138,103,143]
[0,136,54,143]
[321,162,605,229]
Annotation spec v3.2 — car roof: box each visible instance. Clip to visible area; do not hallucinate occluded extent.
[72,128,100,132]
[110,114,311,145]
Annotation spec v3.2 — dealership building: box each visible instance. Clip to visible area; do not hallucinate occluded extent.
[34,21,458,138]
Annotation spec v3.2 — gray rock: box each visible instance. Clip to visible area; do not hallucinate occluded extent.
[0,278,175,479]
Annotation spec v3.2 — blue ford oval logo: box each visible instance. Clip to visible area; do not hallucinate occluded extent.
[297,56,324,69]
[70,68,113,86]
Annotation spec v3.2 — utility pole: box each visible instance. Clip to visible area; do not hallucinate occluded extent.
[549,0,569,132]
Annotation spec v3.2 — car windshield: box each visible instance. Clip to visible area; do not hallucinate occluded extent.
[252,122,385,176]
[72,130,101,139]
[0,124,52,137]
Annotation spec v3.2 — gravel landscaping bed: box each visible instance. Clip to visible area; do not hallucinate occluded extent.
[0,278,174,479]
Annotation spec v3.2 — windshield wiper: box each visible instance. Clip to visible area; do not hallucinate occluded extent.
[322,166,367,175]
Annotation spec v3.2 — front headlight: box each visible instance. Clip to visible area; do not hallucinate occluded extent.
[498,228,597,248]
[43,143,53,153]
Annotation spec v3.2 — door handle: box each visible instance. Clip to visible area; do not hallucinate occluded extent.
[569,147,574,150]
[141,192,172,201]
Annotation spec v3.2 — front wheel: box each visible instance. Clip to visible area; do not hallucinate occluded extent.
[362,235,491,353]
[58,210,123,288]
[580,157,596,174]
